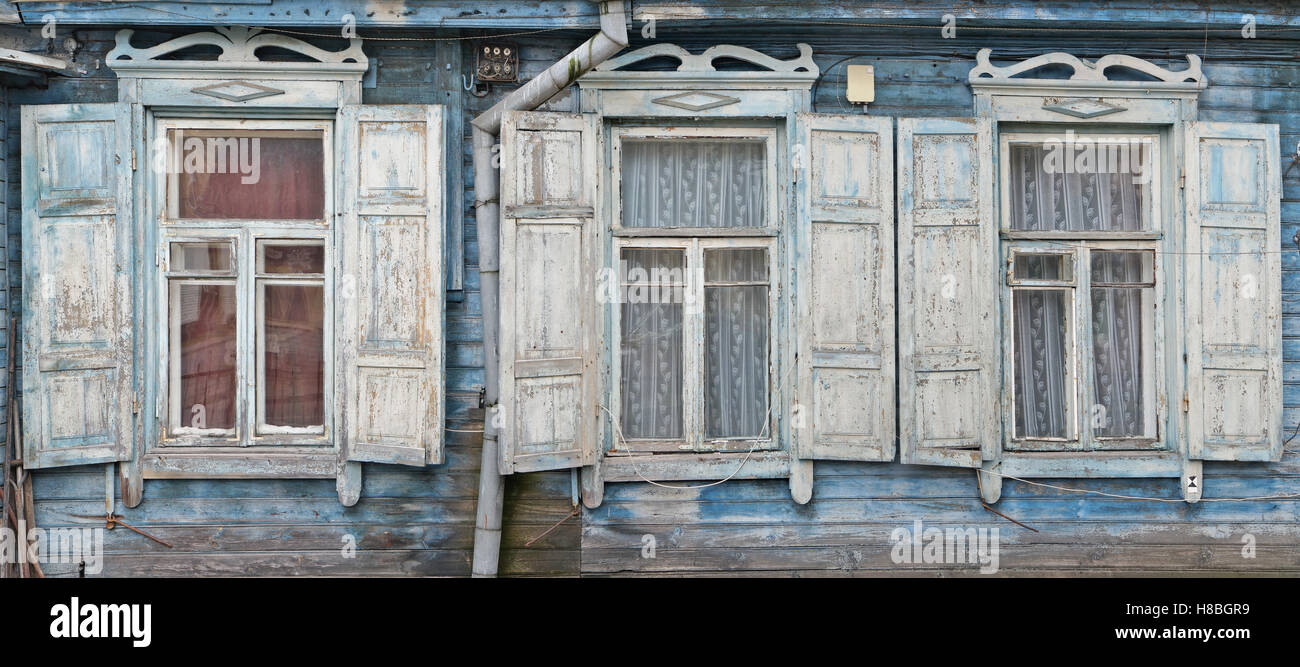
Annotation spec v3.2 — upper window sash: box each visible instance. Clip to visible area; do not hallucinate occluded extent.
[611,126,780,236]
[156,117,334,227]
[998,130,1162,239]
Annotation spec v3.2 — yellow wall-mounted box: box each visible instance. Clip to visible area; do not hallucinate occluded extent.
[846,64,875,104]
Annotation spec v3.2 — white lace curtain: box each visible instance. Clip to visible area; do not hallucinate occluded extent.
[618,245,769,441]
[621,140,765,228]
[1009,145,1148,440]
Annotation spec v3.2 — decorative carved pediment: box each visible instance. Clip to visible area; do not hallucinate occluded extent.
[107,26,366,70]
[969,48,1204,87]
[594,43,818,75]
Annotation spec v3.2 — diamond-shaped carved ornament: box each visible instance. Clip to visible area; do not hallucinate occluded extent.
[652,91,741,111]
[192,81,285,102]
[1041,98,1125,119]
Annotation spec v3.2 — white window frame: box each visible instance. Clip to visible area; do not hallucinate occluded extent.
[606,124,783,459]
[997,129,1167,455]
[153,117,335,452]
[610,236,779,455]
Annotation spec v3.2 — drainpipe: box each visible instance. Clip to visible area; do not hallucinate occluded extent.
[470,0,628,578]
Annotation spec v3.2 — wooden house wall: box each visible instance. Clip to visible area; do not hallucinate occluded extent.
[10,17,1300,576]
[14,29,586,577]
[578,26,1300,576]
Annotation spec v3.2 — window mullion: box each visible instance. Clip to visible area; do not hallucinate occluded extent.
[1076,244,1093,453]
[241,227,256,447]
[688,239,705,452]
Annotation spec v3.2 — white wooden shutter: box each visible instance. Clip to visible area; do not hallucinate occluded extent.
[338,105,445,466]
[897,117,997,468]
[1185,122,1282,462]
[21,103,135,469]
[794,114,895,461]
[499,111,599,474]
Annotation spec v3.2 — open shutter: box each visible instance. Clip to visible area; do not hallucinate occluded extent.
[338,105,445,466]
[1185,122,1282,462]
[21,103,135,469]
[498,111,599,474]
[794,114,895,461]
[897,117,996,468]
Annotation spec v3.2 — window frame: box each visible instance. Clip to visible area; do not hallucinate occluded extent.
[610,236,780,455]
[995,128,1172,459]
[610,125,780,238]
[151,116,336,454]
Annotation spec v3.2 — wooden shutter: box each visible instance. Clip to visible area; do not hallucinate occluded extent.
[21,103,135,469]
[794,114,895,461]
[338,105,445,466]
[897,118,996,468]
[499,111,599,474]
[1185,122,1282,462]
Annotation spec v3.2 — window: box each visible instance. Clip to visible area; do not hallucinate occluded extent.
[1000,131,1163,452]
[611,127,778,453]
[157,118,333,447]
[613,241,775,452]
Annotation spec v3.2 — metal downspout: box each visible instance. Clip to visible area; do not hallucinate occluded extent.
[470,0,628,578]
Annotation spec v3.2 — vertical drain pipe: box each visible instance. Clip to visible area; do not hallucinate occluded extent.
[471,0,628,578]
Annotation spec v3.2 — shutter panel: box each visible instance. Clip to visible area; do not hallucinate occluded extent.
[21,103,135,469]
[794,114,895,461]
[499,111,599,474]
[1185,122,1282,462]
[339,105,445,466]
[897,118,997,468]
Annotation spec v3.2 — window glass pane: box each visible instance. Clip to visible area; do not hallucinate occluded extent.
[171,242,233,273]
[1008,141,1151,231]
[173,282,237,431]
[1012,289,1071,439]
[170,129,325,220]
[1090,252,1154,438]
[619,248,684,439]
[621,140,766,228]
[1090,250,1154,285]
[1012,253,1070,282]
[704,248,769,438]
[263,284,326,429]
[260,241,326,275]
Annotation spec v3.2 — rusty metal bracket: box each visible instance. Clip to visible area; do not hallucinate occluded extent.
[70,513,174,549]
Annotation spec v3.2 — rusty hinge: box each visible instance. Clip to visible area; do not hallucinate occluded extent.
[131,148,137,171]
[132,393,140,414]
[1181,393,1190,413]
[1179,166,1185,189]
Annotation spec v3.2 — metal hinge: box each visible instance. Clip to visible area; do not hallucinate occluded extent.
[131,148,137,171]
[1181,393,1190,413]
[1179,166,1185,189]
[132,393,140,414]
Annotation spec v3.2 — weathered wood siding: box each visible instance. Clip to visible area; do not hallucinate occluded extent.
[15,29,585,576]
[12,16,1300,577]
[581,26,1300,576]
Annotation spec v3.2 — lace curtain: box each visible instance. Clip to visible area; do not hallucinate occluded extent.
[621,140,765,228]
[704,249,769,438]
[618,246,770,441]
[620,249,685,439]
[1009,145,1148,441]
[1008,144,1149,232]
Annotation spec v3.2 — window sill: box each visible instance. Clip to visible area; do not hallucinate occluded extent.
[600,450,791,482]
[997,450,1183,478]
[141,451,337,479]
